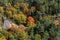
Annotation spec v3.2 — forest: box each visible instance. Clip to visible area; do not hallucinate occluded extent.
[0,0,60,40]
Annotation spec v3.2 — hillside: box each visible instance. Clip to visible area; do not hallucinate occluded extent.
[0,0,60,40]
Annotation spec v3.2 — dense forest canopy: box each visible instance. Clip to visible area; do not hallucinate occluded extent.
[0,0,60,40]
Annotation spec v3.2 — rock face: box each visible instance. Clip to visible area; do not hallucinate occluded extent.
[2,19,12,29]
[2,18,21,30]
